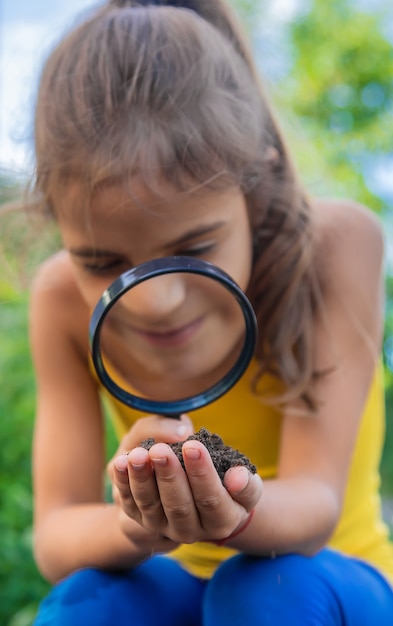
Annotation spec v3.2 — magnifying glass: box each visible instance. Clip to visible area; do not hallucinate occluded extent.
[89,256,257,417]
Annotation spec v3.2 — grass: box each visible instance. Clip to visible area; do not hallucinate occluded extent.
[0,291,50,626]
[0,283,120,625]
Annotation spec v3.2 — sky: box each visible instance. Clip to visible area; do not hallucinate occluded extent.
[0,0,101,173]
[0,0,307,175]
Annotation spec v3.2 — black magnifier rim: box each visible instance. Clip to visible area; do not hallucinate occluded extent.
[89,256,257,417]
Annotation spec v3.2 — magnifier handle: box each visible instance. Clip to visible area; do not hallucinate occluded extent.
[162,413,181,420]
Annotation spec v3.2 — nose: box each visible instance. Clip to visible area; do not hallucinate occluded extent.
[119,273,187,322]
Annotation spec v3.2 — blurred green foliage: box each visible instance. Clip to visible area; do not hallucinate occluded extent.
[266,0,393,490]
[270,0,393,208]
[0,293,50,625]
[1,0,392,623]
[290,3,393,134]
[381,273,393,490]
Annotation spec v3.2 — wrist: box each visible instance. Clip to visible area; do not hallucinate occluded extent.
[210,509,255,546]
[124,523,179,556]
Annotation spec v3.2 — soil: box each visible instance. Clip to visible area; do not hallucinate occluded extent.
[140,427,257,482]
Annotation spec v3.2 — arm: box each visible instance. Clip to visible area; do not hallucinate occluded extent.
[222,200,385,554]
[112,201,385,554]
[30,253,176,584]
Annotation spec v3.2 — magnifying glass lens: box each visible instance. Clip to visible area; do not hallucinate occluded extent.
[99,273,246,401]
[89,257,257,416]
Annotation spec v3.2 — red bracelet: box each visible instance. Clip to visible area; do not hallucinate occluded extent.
[210,509,255,546]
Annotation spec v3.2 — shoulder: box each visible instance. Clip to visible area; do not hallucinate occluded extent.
[310,198,384,366]
[32,249,80,297]
[311,197,384,292]
[30,250,90,357]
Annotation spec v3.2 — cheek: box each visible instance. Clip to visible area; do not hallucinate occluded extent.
[71,268,109,310]
[220,229,253,292]
[237,240,253,292]
[237,221,253,290]
[203,280,246,331]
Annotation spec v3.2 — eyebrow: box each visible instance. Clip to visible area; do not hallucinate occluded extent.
[166,221,226,248]
[69,221,227,258]
[69,248,118,258]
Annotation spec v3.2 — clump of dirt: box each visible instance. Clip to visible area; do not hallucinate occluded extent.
[140,427,257,482]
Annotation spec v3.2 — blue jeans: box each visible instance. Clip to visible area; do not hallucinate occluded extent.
[34,549,393,625]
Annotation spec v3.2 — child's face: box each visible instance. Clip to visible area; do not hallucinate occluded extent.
[56,181,253,395]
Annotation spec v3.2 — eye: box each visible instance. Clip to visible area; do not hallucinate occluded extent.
[82,259,126,274]
[177,242,216,258]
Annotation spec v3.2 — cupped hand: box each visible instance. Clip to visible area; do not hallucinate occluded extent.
[113,439,263,544]
[107,414,194,503]
[117,507,180,556]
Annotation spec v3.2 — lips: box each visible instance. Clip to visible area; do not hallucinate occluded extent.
[130,316,205,348]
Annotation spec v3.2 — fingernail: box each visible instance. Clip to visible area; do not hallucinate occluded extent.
[131,462,146,471]
[151,456,168,467]
[115,455,128,472]
[184,446,201,461]
[176,424,190,438]
[176,415,192,438]
[232,466,250,492]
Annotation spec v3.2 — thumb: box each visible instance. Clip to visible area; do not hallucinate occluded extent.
[158,413,194,443]
[107,415,194,482]
[113,414,195,459]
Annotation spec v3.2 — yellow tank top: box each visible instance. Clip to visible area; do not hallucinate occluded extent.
[98,359,393,583]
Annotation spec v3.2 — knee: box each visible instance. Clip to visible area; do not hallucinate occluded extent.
[212,552,313,594]
[34,568,128,626]
[35,558,204,626]
[204,553,323,625]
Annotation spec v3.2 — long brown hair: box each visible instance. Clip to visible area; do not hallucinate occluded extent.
[33,0,321,408]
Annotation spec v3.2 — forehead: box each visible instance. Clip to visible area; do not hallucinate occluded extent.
[54,179,243,236]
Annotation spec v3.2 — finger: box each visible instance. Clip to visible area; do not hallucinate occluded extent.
[147,443,200,541]
[223,467,263,512]
[182,440,238,537]
[126,447,167,530]
[107,458,115,483]
[113,453,143,523]
[112,483,121,506]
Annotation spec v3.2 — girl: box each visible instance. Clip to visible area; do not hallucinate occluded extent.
[28,0,393,624]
